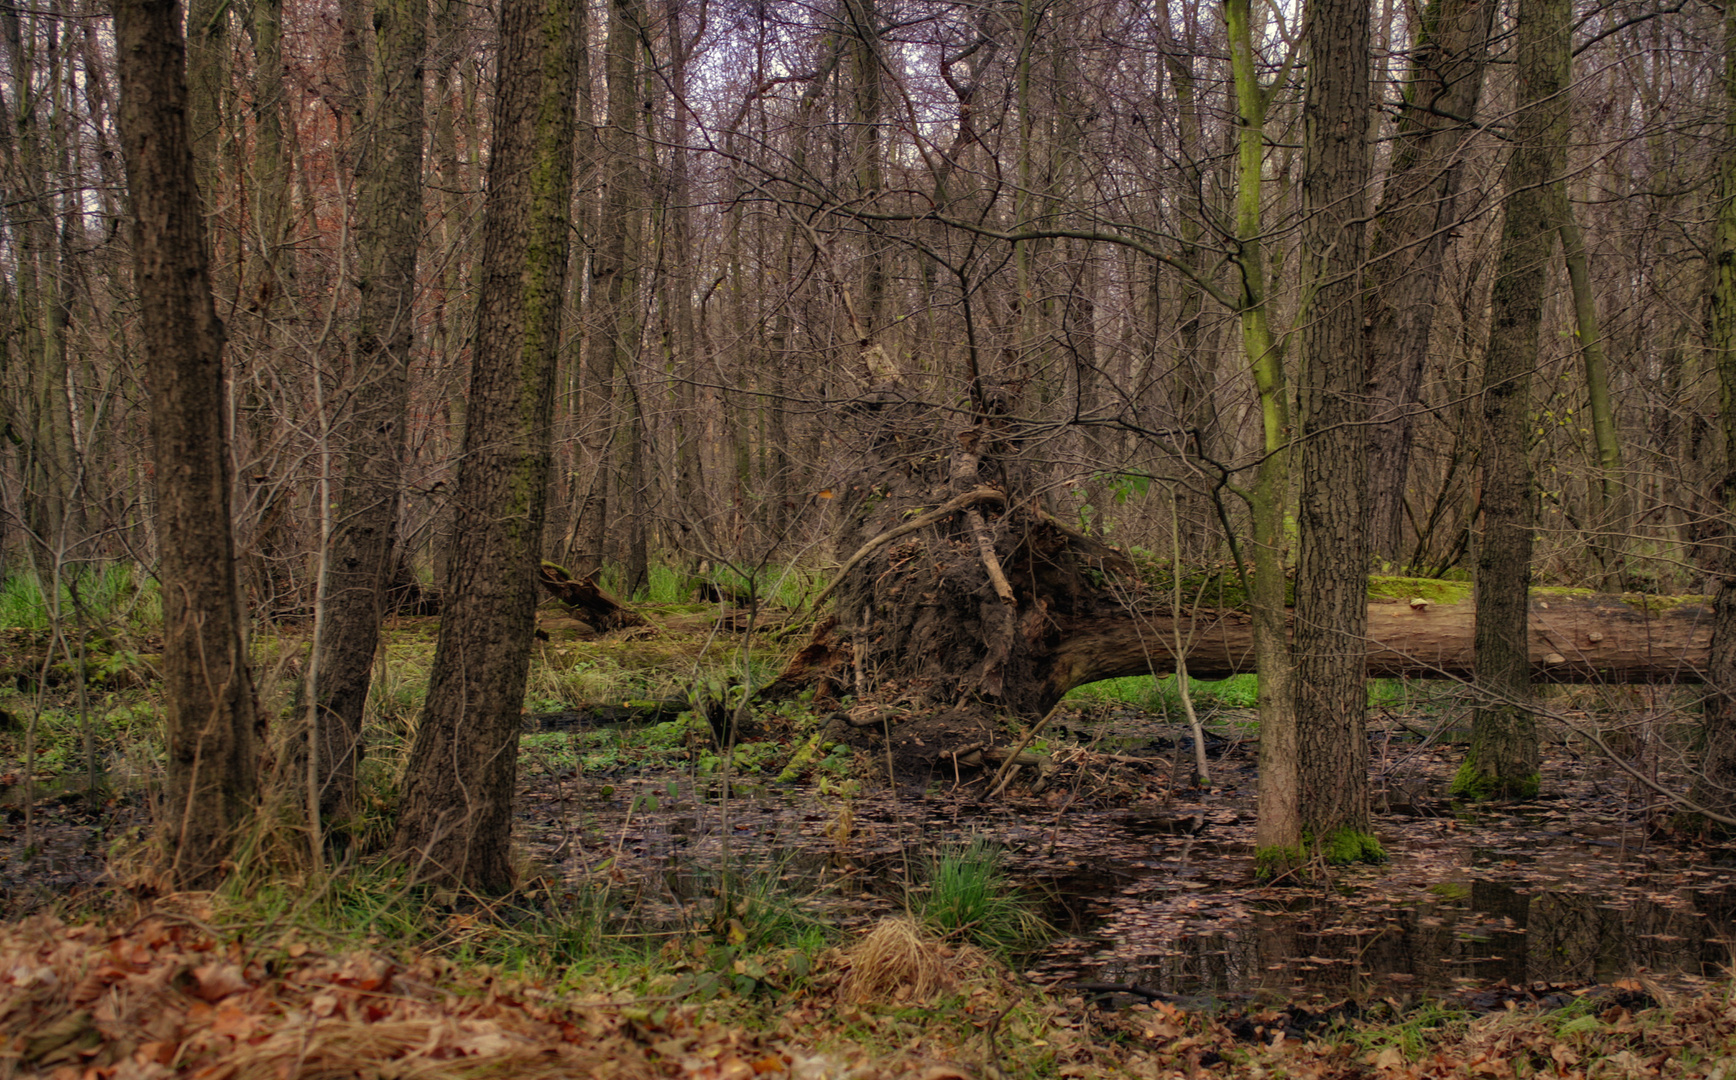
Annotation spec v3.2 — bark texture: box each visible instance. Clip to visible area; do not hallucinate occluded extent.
[1461,0,1568,800]
[1693,0,1736,830]
[1295,0,1374,853]
[113,0,260,889]
[312,0,427,826]
[1364,0,1495,564]
[784,561,1714,717]
[391,0,580,890]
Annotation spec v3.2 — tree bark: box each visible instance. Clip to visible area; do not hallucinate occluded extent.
[572,0,644,580]
[1223,0,1302,872]
[113,0,260,889]
[312,0,427,827]
[1364,0,1495,565]
[1460,0,1568,801]
[1294,0,1376,858]
[1692,0,1736,833]
[391,0,581,890]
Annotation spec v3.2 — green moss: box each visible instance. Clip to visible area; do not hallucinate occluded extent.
[1365,576,1473,605]
[1427,881,1471,901]
[1254,844,1306,881]
[1450,756,1540,800]
[1316,827,1386,865]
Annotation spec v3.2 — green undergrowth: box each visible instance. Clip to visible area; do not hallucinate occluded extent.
[1066,672,1259,712]
[596,559,818,610]
[0,563,161,633]
[915,838,1052,956]
[209,854,837,999]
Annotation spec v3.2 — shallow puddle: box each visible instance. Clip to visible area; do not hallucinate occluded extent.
[523,729,1736,1006]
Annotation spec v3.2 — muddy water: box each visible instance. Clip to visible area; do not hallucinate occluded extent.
[522,733,1736,1005]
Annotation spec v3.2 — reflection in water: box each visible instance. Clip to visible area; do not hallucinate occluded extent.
[1040,873,1734,1002]
[517,775,1736,1004]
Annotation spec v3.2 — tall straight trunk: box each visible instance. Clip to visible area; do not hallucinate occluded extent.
[247,0,294,315]
[1554,191,1625,575]
[1458,0,1568,801]
[2,8,82,562]
[1692,0,1736,833]
[312,0,427,827]
[1294,0,1377,861]
[392,0,581,890]
[1364,0,1495,564]
[183,0,226,205]
[574,0,643,579]
[1162,50,1223,486]
[113,0,260,889]
[1225,0,1300,874]
[845,0,886,357]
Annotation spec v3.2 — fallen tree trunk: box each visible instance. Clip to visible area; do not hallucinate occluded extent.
[776,585,1714,712]
[775,398,1714,726]
[1048,590,1712,694]
[538,561,643,630]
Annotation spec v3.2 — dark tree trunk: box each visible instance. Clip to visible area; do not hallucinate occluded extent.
[1692,0,1736,833]
[113,0,260,889]
[572,0,643,580]
[312,0,427,827]
[1459,0,1568,801]
[391,0,581,890]
[1364,0,1496,565]
[1294,0,1375,860]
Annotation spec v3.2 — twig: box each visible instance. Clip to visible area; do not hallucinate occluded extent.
[988,700,1065,798]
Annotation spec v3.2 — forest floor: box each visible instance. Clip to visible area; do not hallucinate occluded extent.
[2,610,1736,1077]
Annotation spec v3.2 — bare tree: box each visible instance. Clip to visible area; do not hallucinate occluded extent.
[392,0,582,890]
[113,0,260,888]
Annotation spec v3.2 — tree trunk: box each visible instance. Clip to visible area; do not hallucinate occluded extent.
[113,0,260,890]
[1295,0,1376,861]
[1692,0,1736,834]
[1223,0,1302,873]
[312,0,427,828]
[1364,0,1495,565]
[1459,0,1568,801]
[391,0,581,891]
[782,573,1715,715]
[572,0,643,579]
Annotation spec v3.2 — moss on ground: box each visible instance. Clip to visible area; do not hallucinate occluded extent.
[1316,827,1386,865]
[1449,755,1540,800]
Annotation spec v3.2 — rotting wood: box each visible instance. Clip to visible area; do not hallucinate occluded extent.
[538,561,644,630]
[775,589,1715,716]
[967,509,1017,606]
[524,698,689,730]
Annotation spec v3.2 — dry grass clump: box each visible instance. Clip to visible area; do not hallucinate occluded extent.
[835,915,993,1005]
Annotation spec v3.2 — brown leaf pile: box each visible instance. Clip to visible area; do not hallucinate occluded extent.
[0,915,786,1080]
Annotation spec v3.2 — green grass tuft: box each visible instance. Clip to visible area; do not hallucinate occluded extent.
[916,838,1051,955]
